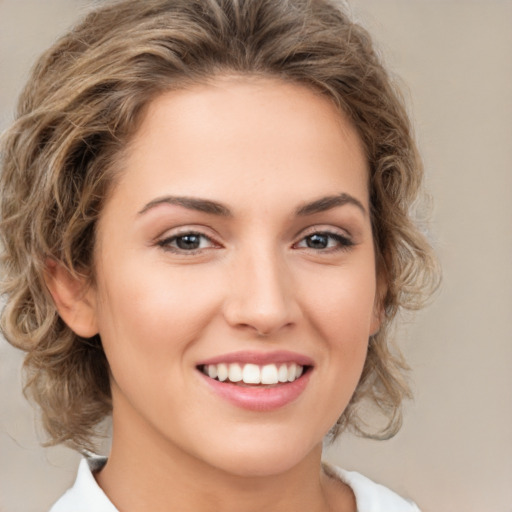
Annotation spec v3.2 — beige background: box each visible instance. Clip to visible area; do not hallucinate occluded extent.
[1,0,511,511]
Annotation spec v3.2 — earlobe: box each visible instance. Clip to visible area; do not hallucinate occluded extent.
[44,259,99,338]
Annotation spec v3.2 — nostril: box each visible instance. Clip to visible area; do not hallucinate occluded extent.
[222,267,299,336]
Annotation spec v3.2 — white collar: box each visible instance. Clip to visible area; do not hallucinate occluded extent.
[49,456,116,512]
[327,464,421,512]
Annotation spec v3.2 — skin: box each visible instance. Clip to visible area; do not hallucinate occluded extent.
[48,75,381,512]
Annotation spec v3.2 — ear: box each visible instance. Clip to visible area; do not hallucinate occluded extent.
[370,272,388,336]
[44,259,99,338]
[370,303,384,336]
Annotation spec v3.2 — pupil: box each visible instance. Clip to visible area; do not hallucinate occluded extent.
[307,234,328,249]
[177,234,200,250]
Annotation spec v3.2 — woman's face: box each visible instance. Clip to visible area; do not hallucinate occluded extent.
[88,76,380,476]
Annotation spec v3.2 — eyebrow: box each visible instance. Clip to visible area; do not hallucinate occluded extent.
[138,192,366,217]
[138,196,232,216]
[295,193,367,216]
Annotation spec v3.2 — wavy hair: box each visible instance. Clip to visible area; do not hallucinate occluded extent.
[0,0,439,452]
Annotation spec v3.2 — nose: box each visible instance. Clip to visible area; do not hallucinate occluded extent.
[223,247,300,337]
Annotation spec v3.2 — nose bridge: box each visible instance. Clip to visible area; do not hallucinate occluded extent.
[224,240,297,336]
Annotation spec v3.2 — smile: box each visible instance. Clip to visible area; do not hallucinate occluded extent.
[198,362,305,385]
[196,351,313,411]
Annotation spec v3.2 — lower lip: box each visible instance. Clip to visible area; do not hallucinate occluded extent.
[198,370,312,412]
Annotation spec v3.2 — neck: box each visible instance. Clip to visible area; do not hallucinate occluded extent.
[95,410,353,512]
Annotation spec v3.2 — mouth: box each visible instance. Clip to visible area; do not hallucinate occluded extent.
[195,352,313,411]
[197,362,311,387]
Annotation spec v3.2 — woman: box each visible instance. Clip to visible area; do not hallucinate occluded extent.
[0,0,438,510]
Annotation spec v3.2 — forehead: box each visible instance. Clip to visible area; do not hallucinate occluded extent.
[111,75,369,216]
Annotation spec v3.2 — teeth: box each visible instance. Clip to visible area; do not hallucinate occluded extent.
[217,363,228,382]
[207,365,217,379]
[242,364,260,384]
[287,363,297,382]
[228,363,243,382]
[278,364,289,383]
[261,364,278,385]
[202,362,306,385]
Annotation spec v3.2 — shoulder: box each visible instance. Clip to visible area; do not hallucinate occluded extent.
[48,457,118,512]
[325,463,421,512]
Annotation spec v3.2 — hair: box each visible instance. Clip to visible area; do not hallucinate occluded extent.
[0,0,439,452]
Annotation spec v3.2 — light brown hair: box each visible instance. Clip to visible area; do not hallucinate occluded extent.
[0,0,439,452]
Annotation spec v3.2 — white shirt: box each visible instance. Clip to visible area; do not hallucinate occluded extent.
[49,457,421,512]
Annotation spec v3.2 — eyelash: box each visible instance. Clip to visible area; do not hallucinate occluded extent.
[156,231,218,254]
[294,231,354,252]
[156,229,354,255]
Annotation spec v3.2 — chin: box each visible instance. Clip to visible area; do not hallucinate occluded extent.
[198,429,323,478]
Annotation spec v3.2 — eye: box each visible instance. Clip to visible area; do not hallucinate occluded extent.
[295,231,353,251]
[157,232,218,253]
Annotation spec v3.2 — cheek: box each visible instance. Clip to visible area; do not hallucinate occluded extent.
[302,266,378,341]
[93,262,223,382]
[299,263,376,398]
[299,284,374,436]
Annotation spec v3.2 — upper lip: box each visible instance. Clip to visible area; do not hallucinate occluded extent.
[196,350,314,367]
